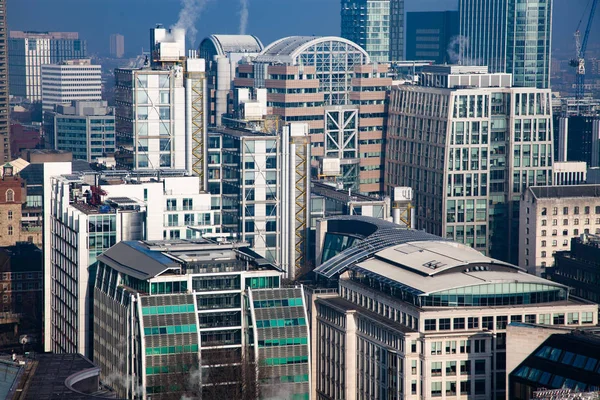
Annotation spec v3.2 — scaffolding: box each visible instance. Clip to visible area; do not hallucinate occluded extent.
[187,70,206,190]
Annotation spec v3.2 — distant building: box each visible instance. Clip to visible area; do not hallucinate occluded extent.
[341,0,404,62]
[386,65,553,263]
[50,101,115,162]
[8,31,87,101]
[458,0,552,88]
[520,185,600,276]
[109,33,125,58]
[93,239,310,400]
[9,123,41,159]
[311,215,598,400]
[507,324,600,399]
[0,1,9,162]
[41,59,102,113]
[552,161,587,185]
[198,34,264,127]
[405,11,459,64]
[554,114,600,167]
[550,234,600,303]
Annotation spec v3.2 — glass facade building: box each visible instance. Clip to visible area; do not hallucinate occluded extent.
[93,239,310,400]
[341,0,403,63]
[405,11,459,64]
[458,0,552,89]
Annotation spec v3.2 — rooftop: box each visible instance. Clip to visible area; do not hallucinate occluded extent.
[256,36,369,64]
[529,185,600,199]
[311,181,382,203]
[202,34,264,56]
[98,239,280,282]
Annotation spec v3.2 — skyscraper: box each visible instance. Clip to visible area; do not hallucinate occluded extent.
[405,11,459,64]
[458,0,552,89]
[109,33,124,58]
[8,31,87,101]
[386,65,553,263]
[41,59,102,112]
[341,0,404,63]
[0,0,9,162]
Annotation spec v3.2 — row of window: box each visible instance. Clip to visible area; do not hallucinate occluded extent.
[255,318,307,328]
[143,324,197,336]
[144,343,199,356]
[145,364,193,375]
[513,365,598,392]
[258,337,308,347]
[253,298,303,309]
[430,380,485,397]
[430,339,487,355]
[141,304,195,316]
[431,359,486,377]
[538,206,600,216]
[264,355,309,366]
[540,219,600,227]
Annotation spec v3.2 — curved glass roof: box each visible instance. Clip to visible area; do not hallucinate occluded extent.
[199,34,263,58]
[257,36,370,64]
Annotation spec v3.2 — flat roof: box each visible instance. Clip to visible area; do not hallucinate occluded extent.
[311,181,382,203]
[529,185,600,199]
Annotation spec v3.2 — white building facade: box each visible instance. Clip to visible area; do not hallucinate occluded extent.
[519,185,600,276]
[44,166,217,356]
[41,59,102,111]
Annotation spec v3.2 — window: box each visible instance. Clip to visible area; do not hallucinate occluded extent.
[7,226,12,236]
[445,341,457,354]
[563,219,568,226]
[460,380,471,395]
[446,361,457,375]
[482,316,493,329]
[541,230,546,236]
[574,206,580,214]
[553,219,558,226]
[474,380,486,395]
[431,341,442,355]
[541,207,547,215]
[525,314,536,323]
[460,340,471,353]
[454,318,465,330]
[460,360,471,375]
[7,211,12,221]
[5,189,13,202]
[563,229,569,235]
[411,340,417,353]
[586,218,590,225]
[568,312,579,324]
[541,251,547,257]
[431,362,442,376]
[425,319,436,331]
[575,218,580,225]
[411,360,417,374]
[411,380,417,395]
[553,313,565,325]
[468,317,479,329]
[539,313,551,324]
[596,206,600,214]
[553,207,558,215]
[474,360,486,375]
[431,382,442,397]
[542,220,547,226]
[582,312,594,324]
[552,229,558,236]
[541,240,546,247]
[446,381,457,396]
[563,207,569,215]
[585,206,590,214]
[439,318,451,330]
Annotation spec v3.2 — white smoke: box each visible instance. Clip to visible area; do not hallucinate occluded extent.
[447,35,480,66]
[239,0,249,35]
[172,0,210,47]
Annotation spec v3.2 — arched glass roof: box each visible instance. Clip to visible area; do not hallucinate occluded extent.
[257,36,370,65]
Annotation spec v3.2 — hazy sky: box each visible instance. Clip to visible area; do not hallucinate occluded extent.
[7,0,595,56]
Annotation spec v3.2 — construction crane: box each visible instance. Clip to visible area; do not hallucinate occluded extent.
[570,0,598,99]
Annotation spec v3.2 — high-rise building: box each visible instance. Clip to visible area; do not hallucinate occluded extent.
[41,59,102,111]
[93,239,310,400]
[109,33,125,58]
[44,166,217,356]
[115,27,206,180]
[234,36,391,194]
[520,185,600,276]
[386,65,553,263]
[207,124,311,279]
[8,31,87,101]
[554,115,600,167]
[310,215,598,400]
[340,0,404,63]
[458,0,552,89]
[51,101,115,162]
[405,11,459,64]
[199,34,264,127]
[0,1,9,163]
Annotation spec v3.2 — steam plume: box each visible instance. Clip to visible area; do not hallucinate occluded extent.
[239,0,249,35]
[446,35,480,65]
[172,0,210,47]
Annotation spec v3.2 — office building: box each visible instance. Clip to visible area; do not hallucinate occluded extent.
[93,239,310,400]
[8,31,87,101]
[50,101,115,162]
[0,1,9,163]
[405,11,459,64]
[235,36,391,194]
[207,124,311,279]
[199,34,264,126]
[341,0,403,63]
[115,27,206,181]
[554,115,600,166]
[519,185,600,276]
[310,215,598,400]
[9,123,41,158]
[386,65,553,263]
[41,59,102,111]
[109,34,125,58]
[550,234,600,303]
[44,166,217,356]
[458,0,552,89]
[508,324,600,399]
